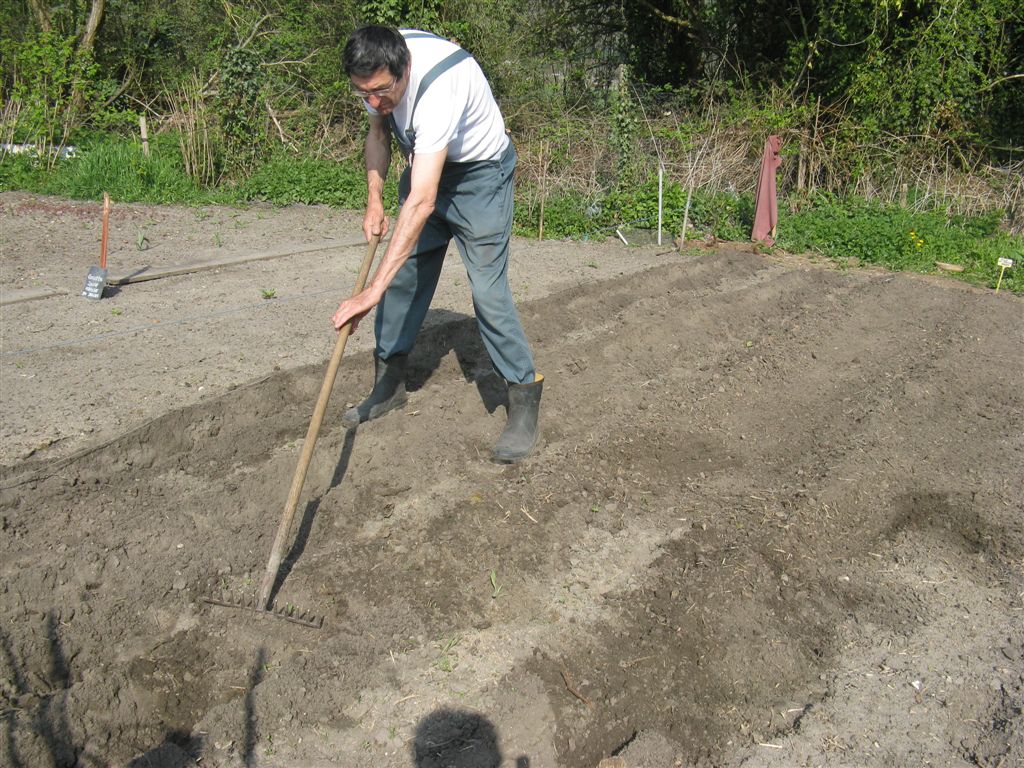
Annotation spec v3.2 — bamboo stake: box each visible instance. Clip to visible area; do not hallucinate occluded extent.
[538,140,547,241]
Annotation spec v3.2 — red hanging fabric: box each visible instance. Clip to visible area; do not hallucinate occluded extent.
[752,135,782,246]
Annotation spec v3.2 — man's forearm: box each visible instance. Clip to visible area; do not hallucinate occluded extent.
[331,150,446,331]
[365,150,446,299]
[366,194,434,295]
[365,122,390,205]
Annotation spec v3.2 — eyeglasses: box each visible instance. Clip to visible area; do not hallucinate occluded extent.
[352,76,399,100]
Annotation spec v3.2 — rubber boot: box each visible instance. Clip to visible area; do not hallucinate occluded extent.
[492,375,543,463]
[343,354,408,426]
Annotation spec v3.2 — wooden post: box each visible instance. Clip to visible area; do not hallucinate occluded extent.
[797,138,806,192]
[538,141,546,241]
[657,164,664,246]
[680,181,693,251]
[100,192,110,269]
[139,115,150,157]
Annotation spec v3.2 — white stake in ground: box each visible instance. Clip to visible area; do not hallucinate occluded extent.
[657,164,664,246]
[995,257,1013,293]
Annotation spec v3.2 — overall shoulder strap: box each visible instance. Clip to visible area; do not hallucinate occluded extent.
[410,48,471,116]
[401,31,445,41]
[391,44,472,157]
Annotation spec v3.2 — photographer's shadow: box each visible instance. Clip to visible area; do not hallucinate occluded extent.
[412,707,528,768]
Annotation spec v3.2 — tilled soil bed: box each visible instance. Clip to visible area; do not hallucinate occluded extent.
[1,193,1022,768]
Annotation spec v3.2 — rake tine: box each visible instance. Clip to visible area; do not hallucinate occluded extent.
[201,594,324,628]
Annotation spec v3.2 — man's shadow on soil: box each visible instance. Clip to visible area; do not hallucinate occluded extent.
[412,708,529,768]
[2,613,197,768]
[271,311,505,602]
[1,616,79,768]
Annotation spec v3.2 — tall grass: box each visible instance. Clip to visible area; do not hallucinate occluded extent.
[38,136,204,203]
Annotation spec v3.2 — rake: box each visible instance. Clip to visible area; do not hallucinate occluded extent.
[203,235,381,629]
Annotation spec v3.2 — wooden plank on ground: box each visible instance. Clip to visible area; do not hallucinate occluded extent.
[1,286,68,306]
[107,238,367,286]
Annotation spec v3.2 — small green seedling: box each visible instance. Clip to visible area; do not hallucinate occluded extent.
[261,288,277,300]
[489,569,503,599]
[435,636,460,672]
[213,232,223,247]
[111,308,123,316]
[586,261,598,269]
[136,231,149,251]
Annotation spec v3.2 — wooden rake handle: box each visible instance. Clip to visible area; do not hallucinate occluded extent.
[257,235,381,610]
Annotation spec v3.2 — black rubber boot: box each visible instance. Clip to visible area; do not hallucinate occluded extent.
[492,375,543,463]
[343,354,408,426]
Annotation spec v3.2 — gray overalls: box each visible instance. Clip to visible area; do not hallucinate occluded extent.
[374,33,535,384]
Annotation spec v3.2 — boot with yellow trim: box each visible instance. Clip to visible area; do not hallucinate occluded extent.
[492,374,543,463]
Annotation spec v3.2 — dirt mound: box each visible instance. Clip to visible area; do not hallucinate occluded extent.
[2,197,1023,767]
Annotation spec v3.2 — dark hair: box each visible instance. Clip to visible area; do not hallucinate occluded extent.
[343,25,409,78]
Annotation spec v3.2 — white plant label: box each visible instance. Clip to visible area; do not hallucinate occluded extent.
[997,257,1013,268]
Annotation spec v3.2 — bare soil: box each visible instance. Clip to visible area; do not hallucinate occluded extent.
[1,190,1022,768]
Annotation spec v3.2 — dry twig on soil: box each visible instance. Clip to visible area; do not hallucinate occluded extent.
[561,665,596,710]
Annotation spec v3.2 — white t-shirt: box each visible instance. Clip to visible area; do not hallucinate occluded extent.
[367,30,509,162]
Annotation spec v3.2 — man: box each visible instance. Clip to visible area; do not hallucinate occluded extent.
[332,25,542,463]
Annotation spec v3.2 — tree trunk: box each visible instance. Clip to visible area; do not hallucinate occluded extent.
[79,0,105,54]
[27,0,51,32]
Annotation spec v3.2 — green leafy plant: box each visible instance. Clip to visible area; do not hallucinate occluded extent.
[216,46,265,175]
[489,569,503,599]
[778,196,1023,293]
[261,288,277,299]
[241,155,385,208]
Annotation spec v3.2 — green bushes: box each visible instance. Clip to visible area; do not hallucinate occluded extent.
[0,152,49,191]
[778,197,1022,292]
[0,31,102,151]
[514,191,599,240]
[513,171,1021,294]
[241,155,382,207]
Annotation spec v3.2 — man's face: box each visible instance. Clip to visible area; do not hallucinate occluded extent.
[351,63,410,116]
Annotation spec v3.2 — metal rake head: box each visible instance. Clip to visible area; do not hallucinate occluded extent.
[202,592,324,629]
